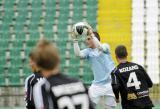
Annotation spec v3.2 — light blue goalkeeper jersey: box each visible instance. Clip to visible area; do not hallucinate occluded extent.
[81,44,115,85]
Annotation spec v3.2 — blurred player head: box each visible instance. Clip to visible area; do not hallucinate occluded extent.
[115,45,128,63]
[85,32,100,48]
[29,52,39,73]
[33,39,60,78]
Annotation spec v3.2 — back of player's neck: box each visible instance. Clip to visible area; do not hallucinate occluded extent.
[52,68,60,75]
[119,59,127,64]
[42,68,60,78]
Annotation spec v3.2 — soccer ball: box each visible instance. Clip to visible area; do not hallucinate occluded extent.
[72,22,89,36]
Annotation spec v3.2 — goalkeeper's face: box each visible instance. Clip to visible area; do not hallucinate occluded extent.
[85,37,95,48]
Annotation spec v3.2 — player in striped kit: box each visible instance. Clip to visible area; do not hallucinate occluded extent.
[24,51,43,109]
[72,25,116,109]
[33,39,94,109]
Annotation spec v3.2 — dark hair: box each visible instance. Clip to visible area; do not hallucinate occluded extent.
[115,45,128,59]
[33,39,60,70]
[93,32,100,41]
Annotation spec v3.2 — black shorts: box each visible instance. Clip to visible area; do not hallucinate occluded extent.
[122,98,153,109]
[122,105,152,109]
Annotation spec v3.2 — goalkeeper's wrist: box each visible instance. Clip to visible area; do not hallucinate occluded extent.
[73,39,78,42]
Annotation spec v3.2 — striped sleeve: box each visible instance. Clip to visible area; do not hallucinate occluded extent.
[33,79,47,109]
[24,74,34,108]
[24,74,34,92]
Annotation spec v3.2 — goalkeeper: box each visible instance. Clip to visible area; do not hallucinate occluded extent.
[72,24,116,109]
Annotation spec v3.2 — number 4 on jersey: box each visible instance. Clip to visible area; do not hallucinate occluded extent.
[127,72,141,89]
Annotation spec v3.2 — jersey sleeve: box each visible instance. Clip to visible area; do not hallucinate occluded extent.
[111,69,120,99]
[24,77,30,109]
[73,41,90,59]
[24,75,34,109]
[80,48,90,59]
[101,44,110,54]
[139,65,153,88]
[33,79,49,109]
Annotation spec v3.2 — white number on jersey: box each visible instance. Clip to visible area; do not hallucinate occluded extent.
[58,94,89,109]
[127,72,141,89]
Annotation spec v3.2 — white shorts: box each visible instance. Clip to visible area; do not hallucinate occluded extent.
[89,83,116,107]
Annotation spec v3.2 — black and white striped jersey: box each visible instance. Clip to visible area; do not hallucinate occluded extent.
[33,73,94,109]
[25,72,43,109]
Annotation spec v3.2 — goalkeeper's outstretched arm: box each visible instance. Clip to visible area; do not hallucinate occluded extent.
[73,40,82,57]
[72,23,110,58]
[73,40,89,58]
[72,27,89,58]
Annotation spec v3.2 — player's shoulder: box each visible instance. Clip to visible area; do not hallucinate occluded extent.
[33,78,47,104]
[24,73,35,89]
[101,43,110,53]
[24,72,43,86]
[82,48,91,54]
[85,48,92,52]
[34,78,47,89]
[25,73,35,83]
[102,43,110,47]
[128,62,142,68]
[34,72,43,79]
[47,73,87,90]
[83,47,90,50]
[128,61,137,65]
[46,74,86,95]
[47,73,80,86]
[101,43,110,49]
[61,73,79,82]
[111,67,118,74]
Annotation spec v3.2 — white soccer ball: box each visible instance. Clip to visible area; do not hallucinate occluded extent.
[72,22,89,37]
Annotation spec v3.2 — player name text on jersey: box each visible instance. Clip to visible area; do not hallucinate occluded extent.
[52,82,86,97]
[119,65,139,73]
